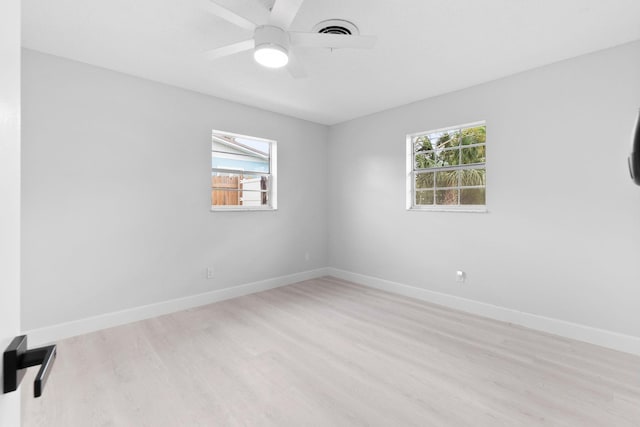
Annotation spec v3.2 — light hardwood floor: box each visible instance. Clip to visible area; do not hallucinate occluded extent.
[22,277,640,426]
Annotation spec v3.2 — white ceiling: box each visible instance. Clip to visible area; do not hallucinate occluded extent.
[22,0,640,125]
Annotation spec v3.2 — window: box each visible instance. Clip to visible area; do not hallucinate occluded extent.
[211,130,277,211]
[407,121,486,211]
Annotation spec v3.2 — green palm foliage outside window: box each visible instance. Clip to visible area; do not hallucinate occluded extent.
[411,123,486,207]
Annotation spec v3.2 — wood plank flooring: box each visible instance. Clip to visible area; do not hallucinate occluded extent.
[22,277,640,426]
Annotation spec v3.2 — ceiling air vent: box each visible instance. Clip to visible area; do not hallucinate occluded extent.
[312,19,360,36]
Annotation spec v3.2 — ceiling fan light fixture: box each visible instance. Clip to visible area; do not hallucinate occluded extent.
[253,25,290,69]
[254,44,289,68]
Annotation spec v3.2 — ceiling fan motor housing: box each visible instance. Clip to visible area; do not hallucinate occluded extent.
[254,25,290,52]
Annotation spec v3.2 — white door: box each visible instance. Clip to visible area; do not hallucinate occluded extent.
[0,0,22,425]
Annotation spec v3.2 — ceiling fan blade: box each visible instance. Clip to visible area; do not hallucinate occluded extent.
[204,0,257,31]
[204,39,255,60]
[290,32,377,49]
[287,52,307,79]
[268,0,304,29]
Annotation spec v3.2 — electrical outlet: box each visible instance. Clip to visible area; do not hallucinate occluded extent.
[456,270,466,282]
[207,267,215,279]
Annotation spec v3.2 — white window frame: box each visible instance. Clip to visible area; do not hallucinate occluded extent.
[211,129,277,212]
[406,121,487,213]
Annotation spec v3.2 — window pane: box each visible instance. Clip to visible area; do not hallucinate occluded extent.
[212,152,269,173]
[460,188,486,205]
[415,147,463,169]
[461,145,485,164]
[436,170,459,188]
[211,130,275,210]
[211,173,240,188]
[415,190,434,205]
[211,189,238,206]
[460,168,486,186]
[435,147,460,166]
[415,152,437,169]
[212,134,270,156]
[414,136,434,152]
[432,131,461,149]
[240,190,269,206]
[415,172,434,189]
[436,189,459,205]
[409,123,486,209]
[234,137,270,155]
[460,126,486,145]
[212,173,270,207]
[212,173,240,206]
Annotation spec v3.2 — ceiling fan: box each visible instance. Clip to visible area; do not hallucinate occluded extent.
[202,0,377,78]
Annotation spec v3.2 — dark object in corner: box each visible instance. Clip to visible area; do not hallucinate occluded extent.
[629,110,640,185]
[3,335,57,398]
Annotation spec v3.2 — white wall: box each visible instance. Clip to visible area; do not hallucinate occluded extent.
[22,40,640,350]
[21,50,328,331]
[328,40,640,339]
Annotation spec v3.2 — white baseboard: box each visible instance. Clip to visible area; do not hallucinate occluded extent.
[26,267,640,356]
[327,268,640,356]
[25,268,329,346]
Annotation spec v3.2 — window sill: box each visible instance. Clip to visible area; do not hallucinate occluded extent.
[408,206,488,213]
[210,206,277,212]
